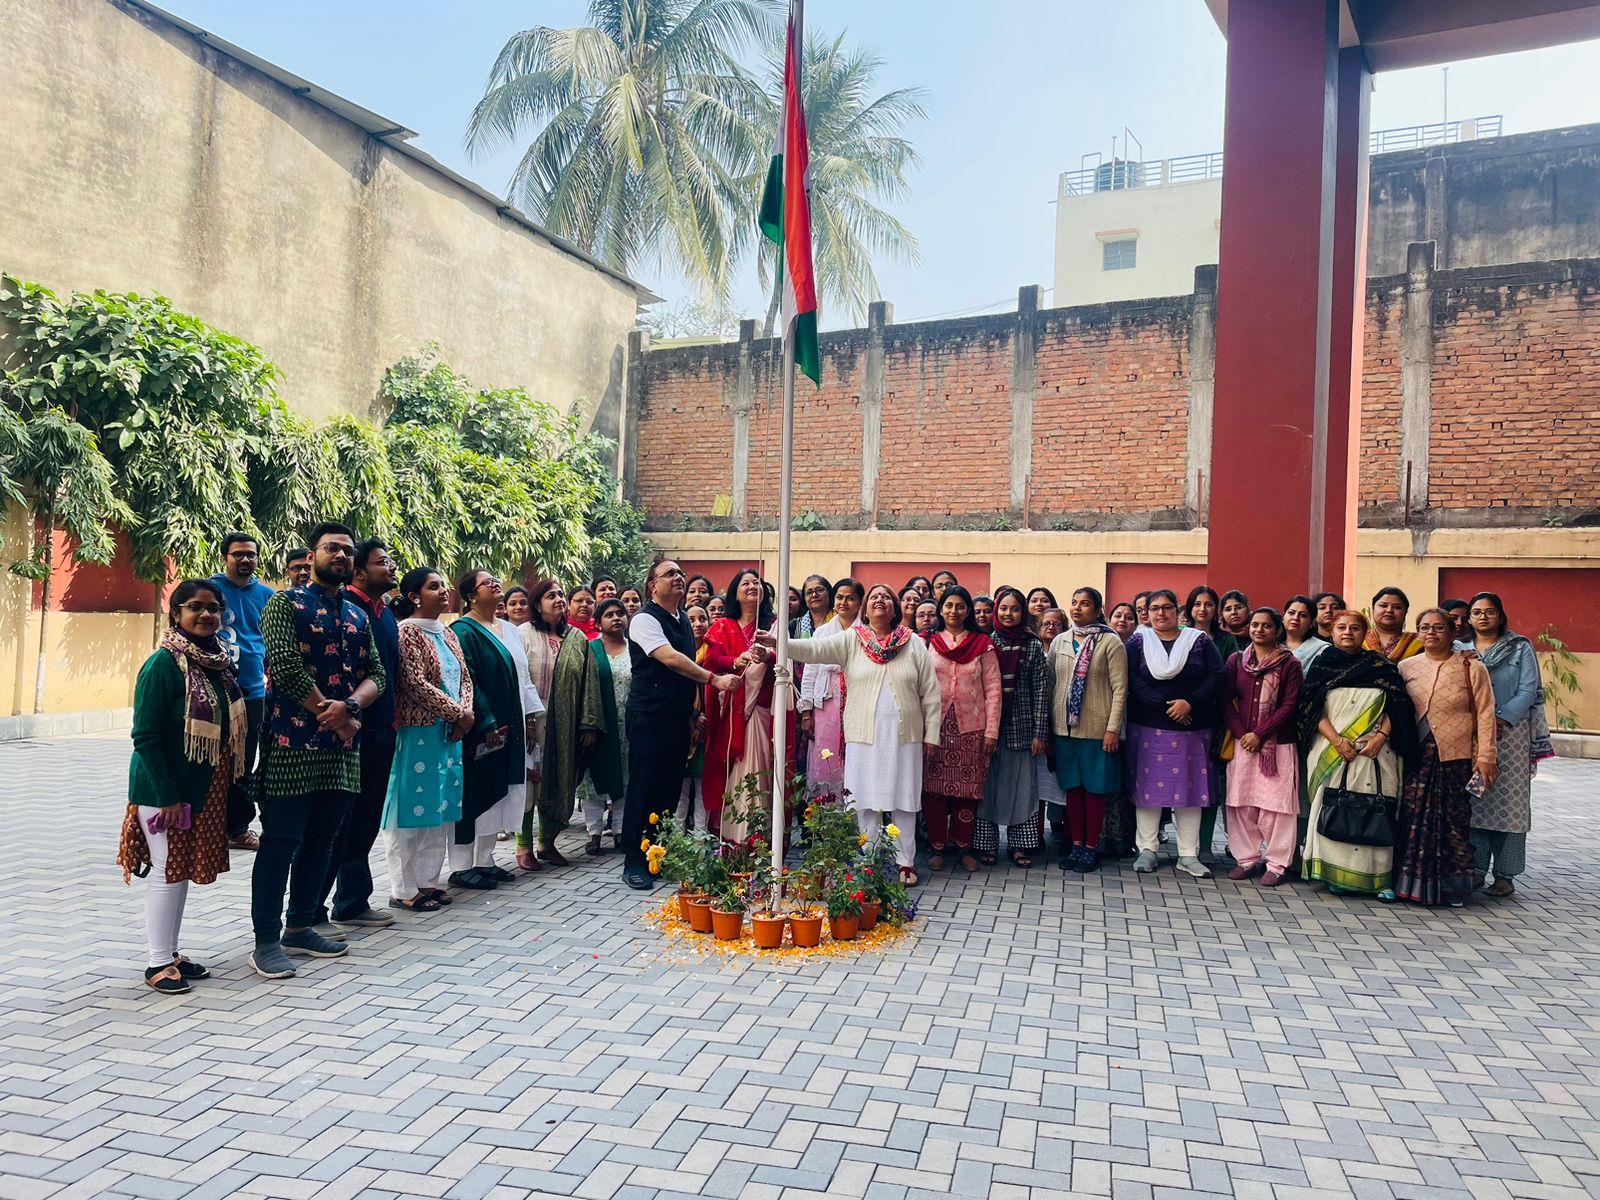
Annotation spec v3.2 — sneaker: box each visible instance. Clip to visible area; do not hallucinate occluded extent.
[1176,855,1212,879]
[449,869,497,890]
[480,865,515,884]
[1133,850,1159,873]
[1079,849,1102,873]
[281,928,350,958]
[250,942,296,979]
[312,921,348,942]
[331,908,394,928]
[622,865,655,891]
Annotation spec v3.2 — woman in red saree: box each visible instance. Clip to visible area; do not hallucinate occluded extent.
[702,569,795,838]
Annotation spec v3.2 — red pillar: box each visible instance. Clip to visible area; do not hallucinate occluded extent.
[1208,0,1339,605]
[1322,48,1371,597]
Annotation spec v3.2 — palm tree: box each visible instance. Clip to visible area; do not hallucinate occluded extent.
[465,0,776,296]
[753,33,925,335]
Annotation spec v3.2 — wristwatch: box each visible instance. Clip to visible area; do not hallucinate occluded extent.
[344,697,362,721]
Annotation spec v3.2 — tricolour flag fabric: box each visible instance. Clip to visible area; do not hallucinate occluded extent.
[757,0,820,384]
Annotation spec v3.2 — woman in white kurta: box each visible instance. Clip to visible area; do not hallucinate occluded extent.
[769,584,942,884]
[483,611,545,849]
[798,579,863,788]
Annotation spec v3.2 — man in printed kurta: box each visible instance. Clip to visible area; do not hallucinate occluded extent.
[249,522,385,980]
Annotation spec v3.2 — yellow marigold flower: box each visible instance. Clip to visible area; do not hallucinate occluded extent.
[648,859,661,875]
[859,834,869,847]
[640,839,651,851]
[885,823,900,839]
[648,812,659,825]
[820,748,834,760]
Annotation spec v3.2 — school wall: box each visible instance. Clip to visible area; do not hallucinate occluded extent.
[628,249,1600,733]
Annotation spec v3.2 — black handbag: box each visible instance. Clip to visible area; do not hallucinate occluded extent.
[1316,758,1396,848]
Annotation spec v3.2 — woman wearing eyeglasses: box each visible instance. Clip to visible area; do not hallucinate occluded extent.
[118,580,247,994]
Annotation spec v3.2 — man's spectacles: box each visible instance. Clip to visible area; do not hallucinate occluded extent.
[318,545,354,558]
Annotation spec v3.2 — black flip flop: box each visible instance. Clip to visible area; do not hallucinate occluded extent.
[388,895,443,912]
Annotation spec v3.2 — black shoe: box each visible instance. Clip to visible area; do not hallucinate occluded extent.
[480,865,514,883]
[171,956,210,980]
[622,865,654,890]
[449,869,497,890]
[587,834,603,856]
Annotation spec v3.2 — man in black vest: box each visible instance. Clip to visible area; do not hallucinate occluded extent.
[621,559,737,889]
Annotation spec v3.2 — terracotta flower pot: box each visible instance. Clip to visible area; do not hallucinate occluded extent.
[750,912,787,949]
[710,908,744,941]
[858,900,881,931]
[789,912,824,948]
[677,890,708,923]
[684,895,714,933]
[828,913,860,942]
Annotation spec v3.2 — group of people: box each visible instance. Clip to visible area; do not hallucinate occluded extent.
[119,530,1550,994]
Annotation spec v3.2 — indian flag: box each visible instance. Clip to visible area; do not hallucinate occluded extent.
[757,0,820,384]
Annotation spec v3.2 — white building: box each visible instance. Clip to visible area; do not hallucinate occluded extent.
[1052,117,1502,308]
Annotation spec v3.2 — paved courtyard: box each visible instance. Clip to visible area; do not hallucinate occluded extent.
[2,735,1598,1200]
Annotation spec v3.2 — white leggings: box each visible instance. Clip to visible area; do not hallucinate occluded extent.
[1136,807,1202,858]
[581,790,623,837]
[137,807,188,969]
[855,808,918,869]
[449,833,499,872]
[385,825,447,899]
[676,775,707,831]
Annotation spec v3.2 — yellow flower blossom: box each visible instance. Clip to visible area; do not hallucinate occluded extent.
[858,834,869,847]
[648,812,659,825]
[885,823,900,839]
[640,838,651,851]
[820,748,834,760]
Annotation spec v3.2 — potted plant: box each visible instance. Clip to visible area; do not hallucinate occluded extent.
[786,869,824,948]
[656,817,707,920]
[709,880,746,941]
[826,880,865,942]
[864,823,915,926]
[746,856,787,949]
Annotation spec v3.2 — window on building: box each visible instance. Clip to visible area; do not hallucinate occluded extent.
[1102,238,1137,271]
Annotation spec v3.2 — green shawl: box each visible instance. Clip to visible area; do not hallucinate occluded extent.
[537,625,605,816]
[583,637,626,800]
[453,615,525,838]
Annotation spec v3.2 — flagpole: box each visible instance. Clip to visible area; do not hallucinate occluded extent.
[771,329,796,904]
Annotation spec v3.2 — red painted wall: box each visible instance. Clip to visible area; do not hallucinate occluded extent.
[1106,563,1210,607]
[675,558,764,594]
[849,561,991,596]
[34,528,171,614]
[1437,567,1600,653]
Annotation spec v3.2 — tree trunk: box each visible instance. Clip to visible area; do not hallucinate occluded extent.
[153,582,164,647]
[32,510,54,714]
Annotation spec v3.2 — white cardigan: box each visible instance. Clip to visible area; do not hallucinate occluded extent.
[798,615,853,712]
[786,629,943,747]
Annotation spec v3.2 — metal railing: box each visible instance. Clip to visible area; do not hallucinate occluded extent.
[1058,115,1503,198]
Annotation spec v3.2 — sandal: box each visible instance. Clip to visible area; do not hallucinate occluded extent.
[228,831,260,852]
[586,835,603,856]
[979,853,998,867]
[143,963,189,995]
[960,853,980,872]
[420,887,453,905]
[388,894,443,912]
[515,849,541,872]
[539,845,570,868]
[1008,851,1033,869]
[172,955,210,980]
[899,867,920,887]
[1487,878,1515,898]
[926,852,945,872]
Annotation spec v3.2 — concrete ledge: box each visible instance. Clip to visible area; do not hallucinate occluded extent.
[1552,731,1600,760]
[0,708,132,742]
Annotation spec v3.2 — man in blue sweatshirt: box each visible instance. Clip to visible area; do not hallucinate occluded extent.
[212,532,274,849]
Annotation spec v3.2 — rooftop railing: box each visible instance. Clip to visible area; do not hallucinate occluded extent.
[1059,115,1503,198]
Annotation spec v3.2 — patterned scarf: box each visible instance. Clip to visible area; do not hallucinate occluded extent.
[930,630,994,665]
[1467,632,1556,769]
[1240,645,1290,777]
[1066,621,1113,727]
[161,627,247,778]
[1365,628,1421,662]
[988,621,1037,706]
[855,622,913,665]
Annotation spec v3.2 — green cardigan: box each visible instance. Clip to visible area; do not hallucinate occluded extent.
[127,650,233,814]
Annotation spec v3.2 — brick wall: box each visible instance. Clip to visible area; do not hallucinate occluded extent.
[629,250,1600,532]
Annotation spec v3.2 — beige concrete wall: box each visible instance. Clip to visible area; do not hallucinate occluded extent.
[0,0,640,423]
[651,527,1600,731]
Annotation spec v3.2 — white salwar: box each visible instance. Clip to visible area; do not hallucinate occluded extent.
[844,687,921,869]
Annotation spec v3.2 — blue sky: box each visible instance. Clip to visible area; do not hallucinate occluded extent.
[158,1,1600,326]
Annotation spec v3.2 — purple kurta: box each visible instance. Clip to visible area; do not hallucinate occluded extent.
[1126,724,1212,809]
